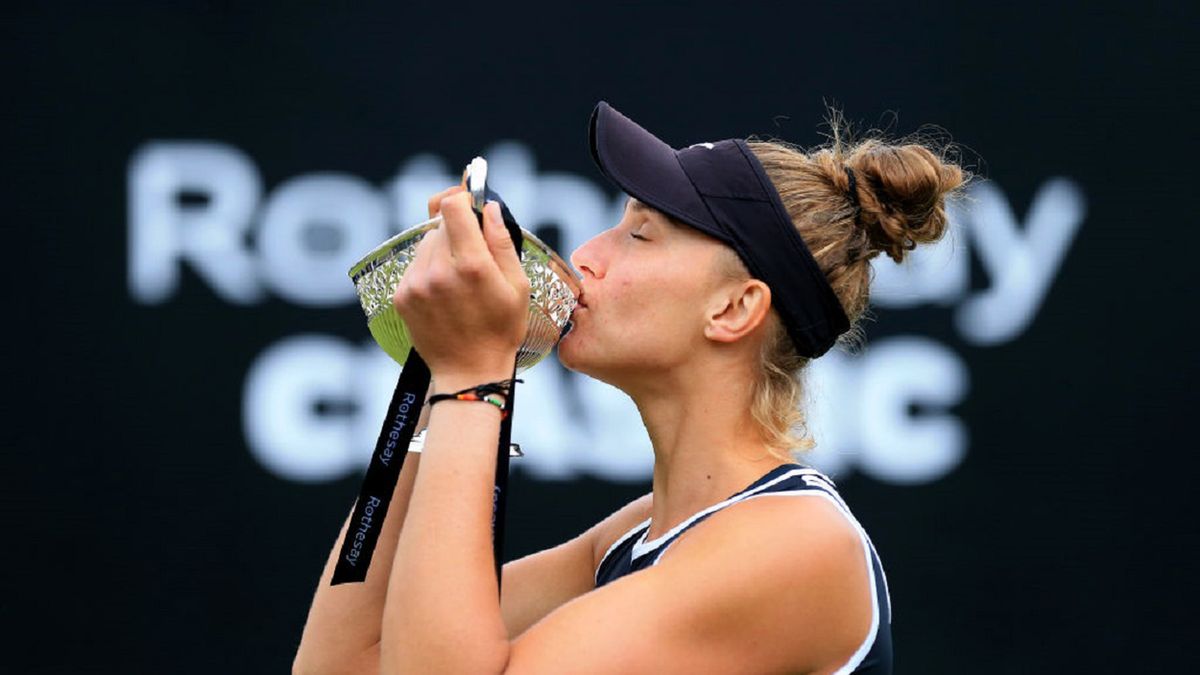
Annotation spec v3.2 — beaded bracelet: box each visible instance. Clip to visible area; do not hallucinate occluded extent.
[427,378,523,419]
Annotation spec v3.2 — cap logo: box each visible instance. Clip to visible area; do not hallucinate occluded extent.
[688,142,715,150]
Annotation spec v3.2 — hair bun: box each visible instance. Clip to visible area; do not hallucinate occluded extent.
[849,141,964,263]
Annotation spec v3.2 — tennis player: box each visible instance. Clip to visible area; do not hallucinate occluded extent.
[294,102,964,674]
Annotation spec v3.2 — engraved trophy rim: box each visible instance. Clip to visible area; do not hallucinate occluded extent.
[348,216,580,297]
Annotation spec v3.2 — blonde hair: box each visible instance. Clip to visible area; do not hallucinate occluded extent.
[727,116,968,460]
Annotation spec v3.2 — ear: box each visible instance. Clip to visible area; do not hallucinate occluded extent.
[703,279,772,344]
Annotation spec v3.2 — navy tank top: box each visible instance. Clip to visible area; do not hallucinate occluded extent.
[594,463,892,674]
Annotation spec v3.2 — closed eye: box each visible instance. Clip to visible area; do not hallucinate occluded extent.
[630,232,649,241]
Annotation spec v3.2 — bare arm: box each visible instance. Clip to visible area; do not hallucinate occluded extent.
[500,492,653,637]
[292,389,432,675]
[294,184,465,675]
[293,398,612,674]
[293,387,650,673]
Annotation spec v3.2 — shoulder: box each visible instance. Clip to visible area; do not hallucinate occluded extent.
[587,492,653,570]
[656,492,875,666]
[663,491,866,569]
[668,491,871,597]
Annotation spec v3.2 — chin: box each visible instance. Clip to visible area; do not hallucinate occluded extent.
[557,348,637,394]
[555,330,591,375]
[555,321,662,391]
[554,332,602,380]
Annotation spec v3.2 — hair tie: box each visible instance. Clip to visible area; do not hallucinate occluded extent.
[843,167,862,222]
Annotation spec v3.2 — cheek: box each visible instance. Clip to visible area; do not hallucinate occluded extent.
[614,275,705,346]
[566,253,715,363]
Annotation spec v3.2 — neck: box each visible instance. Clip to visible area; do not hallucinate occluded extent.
[625,352,791,541]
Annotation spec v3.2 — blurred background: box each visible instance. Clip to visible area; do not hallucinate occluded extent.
[6,2,1195,672]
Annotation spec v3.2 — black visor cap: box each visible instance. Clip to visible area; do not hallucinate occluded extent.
[586,101,851,358]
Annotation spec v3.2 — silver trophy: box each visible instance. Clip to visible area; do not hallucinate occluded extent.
[348,157,580,370]
[331,157,579,586]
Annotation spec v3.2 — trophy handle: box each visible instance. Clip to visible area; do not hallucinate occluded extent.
[464,156,525,257]
[467,156,488,212]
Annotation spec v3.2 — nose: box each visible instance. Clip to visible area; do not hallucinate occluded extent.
[570,231,608,280]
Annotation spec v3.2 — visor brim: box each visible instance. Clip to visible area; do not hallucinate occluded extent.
[588,102,725,241]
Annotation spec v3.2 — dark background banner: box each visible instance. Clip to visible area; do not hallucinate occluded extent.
[7,3,1195,673]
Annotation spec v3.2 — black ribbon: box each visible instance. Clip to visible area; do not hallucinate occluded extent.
[492,365,516,587]
[331,352,430,585]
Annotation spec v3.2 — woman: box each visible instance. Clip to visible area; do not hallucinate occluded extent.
[294,102,964,674]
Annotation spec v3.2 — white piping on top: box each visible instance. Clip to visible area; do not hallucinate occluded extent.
[629,468,829,559]
[594,516,652,584]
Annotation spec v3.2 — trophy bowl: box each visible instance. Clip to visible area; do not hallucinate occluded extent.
[348,216,581,371]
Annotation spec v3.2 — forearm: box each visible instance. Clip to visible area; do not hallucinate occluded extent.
[381,372,513,674]
[294,388,432,675]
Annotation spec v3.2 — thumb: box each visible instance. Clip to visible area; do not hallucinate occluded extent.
[484,201,525,284]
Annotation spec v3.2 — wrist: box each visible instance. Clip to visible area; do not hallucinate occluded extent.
[431,370,515,396]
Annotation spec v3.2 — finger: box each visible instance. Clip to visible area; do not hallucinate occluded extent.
[428,218,452,272]
[483,201,526,287]
[405,225,440,288]
[427,185,465,219]
[440,192,491,262]
[394,233,427,311]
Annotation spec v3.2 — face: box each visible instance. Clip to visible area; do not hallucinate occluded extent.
[557,197,734,386]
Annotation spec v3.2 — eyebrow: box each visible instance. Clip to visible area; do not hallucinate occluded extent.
[627,197,653,214]
[626,197,686,234]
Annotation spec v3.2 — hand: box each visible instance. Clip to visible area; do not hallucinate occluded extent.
[392,187,530,383]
